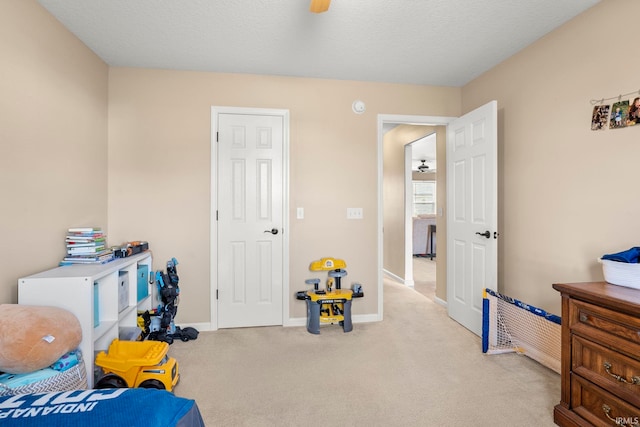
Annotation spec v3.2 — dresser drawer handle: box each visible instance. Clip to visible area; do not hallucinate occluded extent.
[603,404,636,425]
[604,361,640,385]
[579,313,588,322]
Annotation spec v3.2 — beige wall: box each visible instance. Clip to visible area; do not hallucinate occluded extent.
[5,0,625,326]
[108,68,460,323]
[462,0,639,314]
[383,125,424,280]
[412,171,436,181]
[1,0,459,326]
[0,1,108,304]
[432,126,447,302]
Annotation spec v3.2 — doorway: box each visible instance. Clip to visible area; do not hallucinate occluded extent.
[378,114,455,319]
[407,134,438,302]
[378,101,497,335]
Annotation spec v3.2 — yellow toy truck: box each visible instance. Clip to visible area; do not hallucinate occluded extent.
[94,339,179,391]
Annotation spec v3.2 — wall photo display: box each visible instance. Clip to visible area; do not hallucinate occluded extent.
[591,92,640,131]
[591,105,609,130]
[610,100,629,129]
[629,96,640,125]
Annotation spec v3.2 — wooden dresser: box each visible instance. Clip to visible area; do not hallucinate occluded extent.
[553,282,640,426]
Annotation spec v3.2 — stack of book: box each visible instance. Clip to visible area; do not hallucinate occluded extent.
[61,227,114,265]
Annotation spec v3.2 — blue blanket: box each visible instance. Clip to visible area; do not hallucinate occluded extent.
[0,388,204,427]
[602,247,640,263]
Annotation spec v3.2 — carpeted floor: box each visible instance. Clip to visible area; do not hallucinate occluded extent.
[168,272,560,426]
[412,256,436,302]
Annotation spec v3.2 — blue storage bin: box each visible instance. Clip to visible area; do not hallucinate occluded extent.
[137,264,149,302]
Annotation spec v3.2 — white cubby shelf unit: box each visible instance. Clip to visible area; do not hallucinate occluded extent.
[18,251,153,388]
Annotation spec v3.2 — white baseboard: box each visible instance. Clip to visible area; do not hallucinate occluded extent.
[178,315,381,332]
[286,313,380,328]
[175,322,213,332]
[383,269,405,284]
[286,317,306,327]
[434,296,447,308]
[353,313,382,323]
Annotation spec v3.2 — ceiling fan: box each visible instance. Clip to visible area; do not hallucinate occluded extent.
[310,0,331,13]
[416,160,430,173]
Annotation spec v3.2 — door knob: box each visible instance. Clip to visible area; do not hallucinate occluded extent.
[475,230,490,238]
[264,228,279,235]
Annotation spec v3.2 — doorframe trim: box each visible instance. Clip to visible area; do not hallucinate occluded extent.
[210,106,291,331]
[377,114,456,320]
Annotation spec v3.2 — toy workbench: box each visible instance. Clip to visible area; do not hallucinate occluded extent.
[296,257,364,334]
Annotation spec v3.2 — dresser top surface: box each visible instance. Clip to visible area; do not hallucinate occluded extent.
[553,281,640,315]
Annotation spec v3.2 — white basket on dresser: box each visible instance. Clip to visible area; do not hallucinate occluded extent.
[599,258,640,290]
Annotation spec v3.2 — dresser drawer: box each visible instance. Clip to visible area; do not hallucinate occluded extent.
[573,335,640,408]
[569,299,640,353]
[571,374,640,426]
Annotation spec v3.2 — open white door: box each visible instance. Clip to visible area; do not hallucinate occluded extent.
[215,110,287,328]
[446,100,498,336]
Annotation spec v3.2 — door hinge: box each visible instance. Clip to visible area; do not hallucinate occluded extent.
[216,210,218,221]
[216,132,219,142]
[216,289,219,300]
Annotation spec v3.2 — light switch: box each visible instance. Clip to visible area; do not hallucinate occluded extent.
[347,208,363,219]
[297,207,304,219]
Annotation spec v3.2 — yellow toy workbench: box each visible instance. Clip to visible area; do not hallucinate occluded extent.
[296,257,363,334]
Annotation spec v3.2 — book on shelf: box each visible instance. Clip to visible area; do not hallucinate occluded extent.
[66,240,106,246]
[61,258,113,264]
[64,249,112,258]
[62,251,114,263]
[67,227,104,237]
[67,245,107,254]
[60,227,113,266]
[66,233,105,238]
[65,240,105,247]
[67,250,109,259]
[67,227,103,233]
[66,250,107,257]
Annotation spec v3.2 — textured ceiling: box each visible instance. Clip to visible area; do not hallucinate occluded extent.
[410,133,437,173]
[37,0,600,87]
